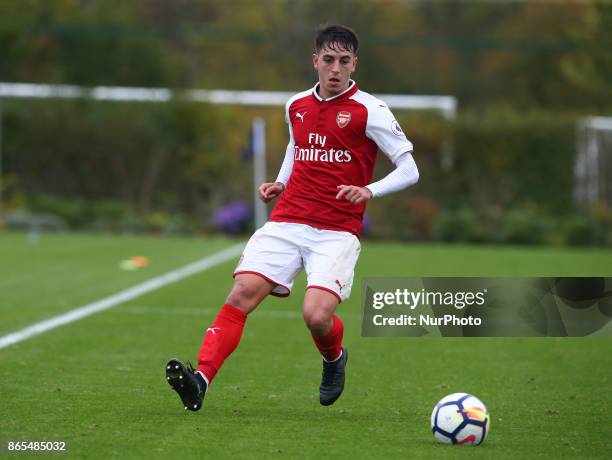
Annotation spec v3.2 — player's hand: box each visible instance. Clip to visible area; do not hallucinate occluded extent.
[336,185,373,205]
[258,182,285,203]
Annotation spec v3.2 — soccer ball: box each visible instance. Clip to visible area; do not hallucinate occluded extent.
[430,393,490,445]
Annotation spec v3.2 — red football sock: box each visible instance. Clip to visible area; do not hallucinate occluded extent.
[197,304,247,383]
[311,315,344,362]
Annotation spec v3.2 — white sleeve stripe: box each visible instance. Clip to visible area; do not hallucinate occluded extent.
[276,91,309,184]
[275,139,294,185]
[275,119,295,184]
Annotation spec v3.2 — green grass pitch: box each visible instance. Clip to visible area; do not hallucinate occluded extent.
[0,232,610,459]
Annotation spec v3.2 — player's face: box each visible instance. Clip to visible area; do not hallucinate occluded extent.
[313,44,357,99]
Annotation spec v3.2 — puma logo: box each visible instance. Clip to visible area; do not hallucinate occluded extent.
[207,327,220,334]
[296,112,306,122]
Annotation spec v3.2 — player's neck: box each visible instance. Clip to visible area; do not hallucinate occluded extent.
[316,81,354,100]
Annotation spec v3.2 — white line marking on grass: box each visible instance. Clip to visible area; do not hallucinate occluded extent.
[0,243,244,350]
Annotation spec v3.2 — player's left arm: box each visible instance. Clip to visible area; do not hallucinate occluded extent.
[364,151,419,198]
[335,183,373,205]
[336,101,419,204]
[335,152,418,204]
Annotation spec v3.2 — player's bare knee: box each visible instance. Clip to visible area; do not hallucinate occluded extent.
[303,309,332,334]
[226,281,259,312]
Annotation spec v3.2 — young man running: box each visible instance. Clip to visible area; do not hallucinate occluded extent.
[166,24,419,411]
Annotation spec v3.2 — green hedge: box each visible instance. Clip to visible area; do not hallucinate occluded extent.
[365,110,611,246]
[2,100,609,246]
[450,111,576,214]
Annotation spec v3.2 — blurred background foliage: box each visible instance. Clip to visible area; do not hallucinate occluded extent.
[0,0,611,245]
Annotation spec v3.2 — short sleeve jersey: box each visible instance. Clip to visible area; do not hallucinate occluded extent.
[269,80,413,238]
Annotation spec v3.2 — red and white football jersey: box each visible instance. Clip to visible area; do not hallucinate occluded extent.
[269,80,413,238]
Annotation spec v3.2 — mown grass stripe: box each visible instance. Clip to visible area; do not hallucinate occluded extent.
[0,243,244,350]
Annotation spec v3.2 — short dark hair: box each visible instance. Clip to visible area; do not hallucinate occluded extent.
[315,24,359,55]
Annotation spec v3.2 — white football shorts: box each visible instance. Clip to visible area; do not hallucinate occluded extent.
[234,221,361,302]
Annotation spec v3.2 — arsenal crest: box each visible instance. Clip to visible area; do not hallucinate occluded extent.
[336,111,351,128]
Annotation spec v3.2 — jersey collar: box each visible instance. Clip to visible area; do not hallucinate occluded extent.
[312,80,358,103]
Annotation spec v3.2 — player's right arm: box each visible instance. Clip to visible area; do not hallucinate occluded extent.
[258,182,285,203]
[258,134,293,203]
[258,95,299,203]
[258,130,294,203]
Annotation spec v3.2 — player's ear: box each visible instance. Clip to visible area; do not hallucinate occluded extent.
[352,55,358,72]
[312,53,319,69]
